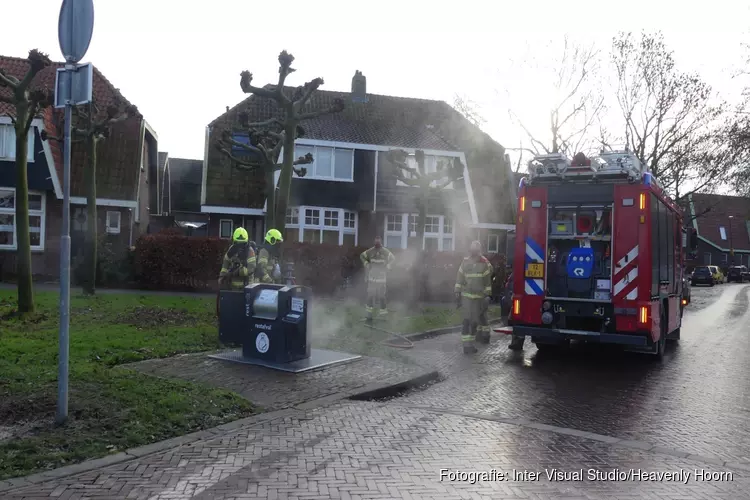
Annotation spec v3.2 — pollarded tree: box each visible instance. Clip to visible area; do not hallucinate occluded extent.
[0,50,53,315]
[385,149,464,247]
[45,97,137,295]
[215,51,344,234]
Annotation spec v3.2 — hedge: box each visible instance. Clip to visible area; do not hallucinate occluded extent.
[133,234,509,301]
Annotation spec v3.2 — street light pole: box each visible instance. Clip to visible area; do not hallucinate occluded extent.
[728,215,734,266]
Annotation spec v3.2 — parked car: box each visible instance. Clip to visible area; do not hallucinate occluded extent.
[691,266,715,287]
[708,265,725,284]
[727,265,750,283]
[682,274,691,305]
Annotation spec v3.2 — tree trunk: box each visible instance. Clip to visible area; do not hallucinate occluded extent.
[264,168,276,231]
[83,136,97,295]
[275,125,297,237]
[14,109,35,314]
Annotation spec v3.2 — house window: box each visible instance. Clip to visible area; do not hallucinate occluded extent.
[383,213,454,251]
[286,206,357,246]
[105,211,121,235]
[0,124,35,162]
[704,252,711,265]
[219,219,233,239]
[722,253,728,263]
[719,226,727,240]
[294,145,354,181]
[487,232,500,253]
[0,188,45,251]
[344,211,356,229]
[395,154,456,188]
[286,207,299,225]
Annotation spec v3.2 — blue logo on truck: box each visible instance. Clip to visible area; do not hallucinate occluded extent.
[566,248,594,279]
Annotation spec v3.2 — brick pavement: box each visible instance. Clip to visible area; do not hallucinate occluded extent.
[127,352,432,411]
[394,284,750,466]
[4,401,747,499]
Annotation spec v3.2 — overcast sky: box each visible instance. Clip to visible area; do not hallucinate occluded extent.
[2,0,749,166]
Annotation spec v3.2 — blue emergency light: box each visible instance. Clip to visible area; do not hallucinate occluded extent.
[643,172,653,186]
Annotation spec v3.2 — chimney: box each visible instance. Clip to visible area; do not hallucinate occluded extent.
[351,70,368,103]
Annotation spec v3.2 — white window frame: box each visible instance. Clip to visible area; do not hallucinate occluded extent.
[396,154,454,189]
[383,213,455,251]
[105,210,121,235]
[285,205,357,245]
[719,226,727,240]
[219,219,234,239]
[293,145,354,182]
[487,232,500,253]
[0,122,35,163]
[0,187,46,251]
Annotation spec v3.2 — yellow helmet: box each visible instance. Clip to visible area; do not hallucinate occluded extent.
[233,227,249,243]
[265,228,283,245]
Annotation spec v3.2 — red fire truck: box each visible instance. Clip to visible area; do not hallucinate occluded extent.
[508,151,698,359]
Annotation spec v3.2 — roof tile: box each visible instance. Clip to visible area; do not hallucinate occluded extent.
[207,84,514,222]
[692,193,750,251]
[0,54,145,199]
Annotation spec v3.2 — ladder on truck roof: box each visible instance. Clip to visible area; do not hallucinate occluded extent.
[524,150,657,187]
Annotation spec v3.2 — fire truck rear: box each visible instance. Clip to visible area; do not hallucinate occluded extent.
[508,151,698,359]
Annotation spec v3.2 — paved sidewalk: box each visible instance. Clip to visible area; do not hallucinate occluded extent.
[3,401,746,499]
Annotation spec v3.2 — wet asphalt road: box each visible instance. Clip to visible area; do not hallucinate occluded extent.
[397,282,750,465]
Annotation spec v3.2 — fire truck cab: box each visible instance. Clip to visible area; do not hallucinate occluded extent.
[509,150,698,359]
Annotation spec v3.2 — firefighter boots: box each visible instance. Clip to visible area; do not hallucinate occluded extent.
[508,336,525,351]
[461,319,477,354]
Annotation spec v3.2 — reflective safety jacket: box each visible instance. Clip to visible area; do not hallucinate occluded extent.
[220,244,257,290]
[256,244,280,283]
[360,246,395,283]
[455,255,492,299]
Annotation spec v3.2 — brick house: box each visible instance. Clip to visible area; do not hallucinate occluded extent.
[150,153,208,235]
[0,55,158,279]
[688,193,750,269]
[199,71,516,253]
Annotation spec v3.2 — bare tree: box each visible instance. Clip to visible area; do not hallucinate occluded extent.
[44,96,137,295]
[215,51,344,234]
[0,50,52,316]
[385,149,464,246]
[610,31,729,201]
[505,35,605,167]
[453,94,486,129]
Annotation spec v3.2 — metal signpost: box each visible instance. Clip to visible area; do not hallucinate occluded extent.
[55,0,94,424]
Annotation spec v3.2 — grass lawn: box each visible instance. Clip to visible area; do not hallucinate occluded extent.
[0,288,500,480]
[0,290,256,480]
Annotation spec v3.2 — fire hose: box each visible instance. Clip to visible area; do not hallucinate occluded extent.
[362,321,415,349]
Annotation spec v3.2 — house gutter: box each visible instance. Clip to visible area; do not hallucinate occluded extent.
[131,119,147,247]
[373,150,378,213]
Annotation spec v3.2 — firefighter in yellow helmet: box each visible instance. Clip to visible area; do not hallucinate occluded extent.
[219,227,257,290]
[255,228,284,283]
[455,240,492,354]
[360,235,395,321]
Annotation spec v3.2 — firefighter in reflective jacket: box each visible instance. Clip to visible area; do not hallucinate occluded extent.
[360,236,395,321]
[219,227,257,289]
[455,240,492,353]
[255,229,283,283]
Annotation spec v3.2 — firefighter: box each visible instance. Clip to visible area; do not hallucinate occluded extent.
[219,227,257,290]
[360,236,395,321]
[455,240,492,354]
[255,229,284,283]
